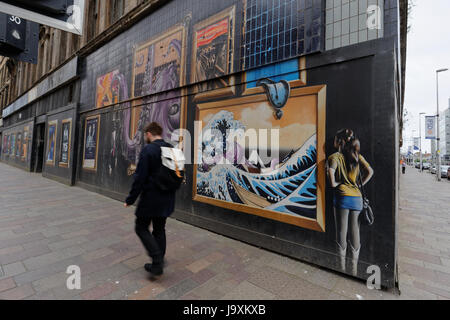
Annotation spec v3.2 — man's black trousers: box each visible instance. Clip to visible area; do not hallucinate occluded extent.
[135,216,167,264]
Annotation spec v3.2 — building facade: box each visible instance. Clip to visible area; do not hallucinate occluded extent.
[439,105,450,164]
[0,0,407,288]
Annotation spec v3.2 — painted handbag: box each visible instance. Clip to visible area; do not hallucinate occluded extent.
[358,171,374,226]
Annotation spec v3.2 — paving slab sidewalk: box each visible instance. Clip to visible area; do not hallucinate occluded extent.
[0,162,448,299]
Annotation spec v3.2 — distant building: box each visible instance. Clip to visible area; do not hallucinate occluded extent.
[439,104,450,164]
[431,138,436,163]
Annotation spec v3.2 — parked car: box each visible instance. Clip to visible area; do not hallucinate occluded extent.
[422,163,431,170]
[431,166,437,174]
[440,165,449,179]
[415,163,421,169]
[448,167,450,180]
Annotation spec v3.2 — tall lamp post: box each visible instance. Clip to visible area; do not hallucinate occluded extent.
[419,112,426,172]
[412,129,417,165]
[436,68,448,181]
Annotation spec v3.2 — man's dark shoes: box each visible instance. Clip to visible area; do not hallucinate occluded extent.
[144,263,163,277]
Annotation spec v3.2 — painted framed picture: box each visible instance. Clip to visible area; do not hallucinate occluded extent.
[3,134,7,154]
[130,24,187,142]
[16,132,22,158]
[6,134,10,155]
[10,133,16,158]
[125,23,188,175]
[96,70,121,108]
[59,119,72,167]
[46,121,57,166]
[22,126,29,161]
[191,6,236,101]
[193,85,327,231]
[83,115,100,171]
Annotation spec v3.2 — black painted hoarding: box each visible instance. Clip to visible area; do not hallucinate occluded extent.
[2,0,400,287]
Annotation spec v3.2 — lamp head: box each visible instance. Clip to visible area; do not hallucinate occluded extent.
[437,68,449,73]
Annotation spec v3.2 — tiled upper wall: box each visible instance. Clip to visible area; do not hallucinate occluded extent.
[325,0,384,50]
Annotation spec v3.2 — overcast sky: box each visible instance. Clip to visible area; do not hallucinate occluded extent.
[403,0,450,153]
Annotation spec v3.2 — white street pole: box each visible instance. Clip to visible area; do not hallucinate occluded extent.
[436,68,448,182]
[412,130,416,166]
[419,112,425,172]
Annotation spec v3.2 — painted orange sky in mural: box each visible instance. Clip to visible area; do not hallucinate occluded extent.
[199,94,317,149]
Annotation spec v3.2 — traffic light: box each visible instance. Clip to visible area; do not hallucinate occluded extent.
[0,13,39,64]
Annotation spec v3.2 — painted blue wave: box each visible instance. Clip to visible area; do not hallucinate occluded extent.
[196,135,318,219]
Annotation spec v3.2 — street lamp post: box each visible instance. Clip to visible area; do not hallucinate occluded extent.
[412,129,417,165]
[419,112,426,172]
[436,68,448,181]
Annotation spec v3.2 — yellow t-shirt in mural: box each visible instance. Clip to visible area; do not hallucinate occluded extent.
[328,152,371,197]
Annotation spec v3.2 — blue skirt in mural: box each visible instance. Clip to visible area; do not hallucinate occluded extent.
[333,195,363,211]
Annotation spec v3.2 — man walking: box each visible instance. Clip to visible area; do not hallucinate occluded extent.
[124,122,175,277]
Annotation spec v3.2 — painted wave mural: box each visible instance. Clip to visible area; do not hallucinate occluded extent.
[196,111,317,219]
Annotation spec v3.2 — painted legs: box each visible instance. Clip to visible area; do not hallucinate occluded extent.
[334,207,361,276]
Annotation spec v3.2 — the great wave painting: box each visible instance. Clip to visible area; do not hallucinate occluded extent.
[194,85,327,231]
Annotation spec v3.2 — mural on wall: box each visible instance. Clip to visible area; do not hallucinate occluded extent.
[7,134,10,155]
[193,85,326,231]
[94,69,129,176]
[46,121,57,166]
[191,6,236,101]
[327,129,374,276]
[96,70,121,108]
[73,0,399,285]
[10,133,15,158]
[243,57,306,95]
[16,132,22,158]
[124,24,188,174]
[21,127,29,161]
[59,119,72,167]
[3,134,7,154]
[83,115,100,171]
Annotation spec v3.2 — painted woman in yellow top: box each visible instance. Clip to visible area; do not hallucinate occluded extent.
[328,130,374,276]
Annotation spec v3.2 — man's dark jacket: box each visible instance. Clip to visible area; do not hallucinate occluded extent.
[125,139,175,218]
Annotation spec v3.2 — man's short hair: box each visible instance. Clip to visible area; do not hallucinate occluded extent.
[144,122,163,136]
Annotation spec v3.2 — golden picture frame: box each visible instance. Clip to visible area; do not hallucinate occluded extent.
[82,115,101,172]
[193,85,327,232]
[59,118,72,168]
[46,120,58,166]
[191,6,236,102]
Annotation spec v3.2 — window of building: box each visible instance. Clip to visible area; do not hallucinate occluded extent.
[59,31,67,65]
[87,0,100,42]
[325,0,385,51]
[0,85,9,110]
[109,0,125,25]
